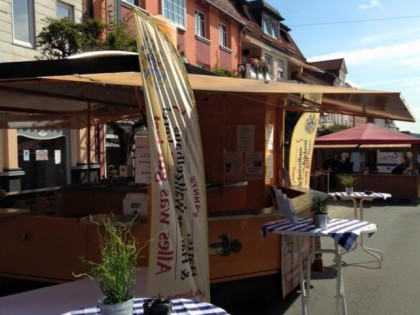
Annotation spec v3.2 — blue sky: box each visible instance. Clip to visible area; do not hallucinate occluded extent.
[273,0,420,133]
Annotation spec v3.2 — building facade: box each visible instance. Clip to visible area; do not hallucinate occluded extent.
[0,0,100,192]
[0,0,83,63]
[0,0,386,192]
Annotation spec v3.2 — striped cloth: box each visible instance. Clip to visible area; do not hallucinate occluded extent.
[62,298,229,315]
[329,192,391,199]
[261,218,377,251]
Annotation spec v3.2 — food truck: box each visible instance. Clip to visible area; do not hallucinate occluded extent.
[0,54,414,291]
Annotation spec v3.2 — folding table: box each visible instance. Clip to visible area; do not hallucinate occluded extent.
[329,191,391,266]
[261,218,378,315]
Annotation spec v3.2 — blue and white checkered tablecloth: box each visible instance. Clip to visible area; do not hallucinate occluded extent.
[62,298,229,315]
[261,218,377,251]
[329,192,391,199]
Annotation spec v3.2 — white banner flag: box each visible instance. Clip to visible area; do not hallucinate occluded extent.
[133,8,210,301]
[105,0,119,33]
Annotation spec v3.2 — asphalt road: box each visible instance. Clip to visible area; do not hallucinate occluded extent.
[281,199,420,315]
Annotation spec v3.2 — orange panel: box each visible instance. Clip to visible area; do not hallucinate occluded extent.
[63,191,94,216]
[208,216,281,282]
[13,216,87,281]
[94,191,126,214]
[0,217,17,273]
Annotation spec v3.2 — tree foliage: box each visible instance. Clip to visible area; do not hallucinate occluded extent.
[36,17,106,59]
[102,16,137,52]
[317,123,349,136]
[36,16,143,167]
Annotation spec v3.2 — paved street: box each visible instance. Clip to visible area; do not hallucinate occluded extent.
[1,199,420,314]
[279,199,420,315]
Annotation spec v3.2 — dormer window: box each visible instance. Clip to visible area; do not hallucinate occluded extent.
[262,13,279,39]
[270,20,278,38]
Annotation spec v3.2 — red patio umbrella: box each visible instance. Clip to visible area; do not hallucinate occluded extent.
[315,123,420,147]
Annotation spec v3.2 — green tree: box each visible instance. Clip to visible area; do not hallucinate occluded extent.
[102,16,137,52]
[36,16,144,167]
[101,14,142,166]
[36,17,105,59]
[317,123,349,136]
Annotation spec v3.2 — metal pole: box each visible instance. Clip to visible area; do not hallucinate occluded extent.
[87,102,91,183]
[327,170,330,193]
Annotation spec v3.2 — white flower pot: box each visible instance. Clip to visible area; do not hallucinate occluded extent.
[246,63,257,79]
[313,214,328,228]
[98,298,133,315]
[345,187,354,194]
[245,64,271,81]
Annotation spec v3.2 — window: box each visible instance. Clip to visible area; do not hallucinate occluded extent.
[270,20,279,38]
[262,13,279,39]
[163,0,186,27]
[12,0,35,47]
[57,1,74,21]
[277,59,285,80]
[265,54,273,74]
[195,10,206,38]
[121,0,140,5]
[262,15,270,34]
[219,24,228,48]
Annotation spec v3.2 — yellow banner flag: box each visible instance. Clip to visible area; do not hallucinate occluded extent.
[289,107,320,188]
[133,8,210,301]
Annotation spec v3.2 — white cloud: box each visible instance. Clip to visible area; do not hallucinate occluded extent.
[399,56,420,66]
[358,32,394,45]
[356,76,420,92]
[358,26,420,45]
[308,39,420,132]
[359,0,381,10]
[308,39,420,67]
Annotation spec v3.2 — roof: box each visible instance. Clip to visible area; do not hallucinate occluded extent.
[234,0,308,62]
[310,58,346,72]
[0,54,415,129]
[315,123,420,148]
[246,0,284,20]
[305,58,347,85]
[204,0,246,24]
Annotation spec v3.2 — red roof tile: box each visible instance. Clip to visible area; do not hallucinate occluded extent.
[205,0,246,24]
[310,58,346,71]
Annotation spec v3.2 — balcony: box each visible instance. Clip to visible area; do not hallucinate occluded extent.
[244,63,271,81]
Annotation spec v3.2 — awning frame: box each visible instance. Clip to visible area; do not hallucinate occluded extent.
[0,54,415,129]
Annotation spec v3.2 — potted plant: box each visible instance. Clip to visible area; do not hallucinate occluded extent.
[248,56,270,80]
[312,193,329,228]
[338,174,356,194]
[75,215,142,315]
